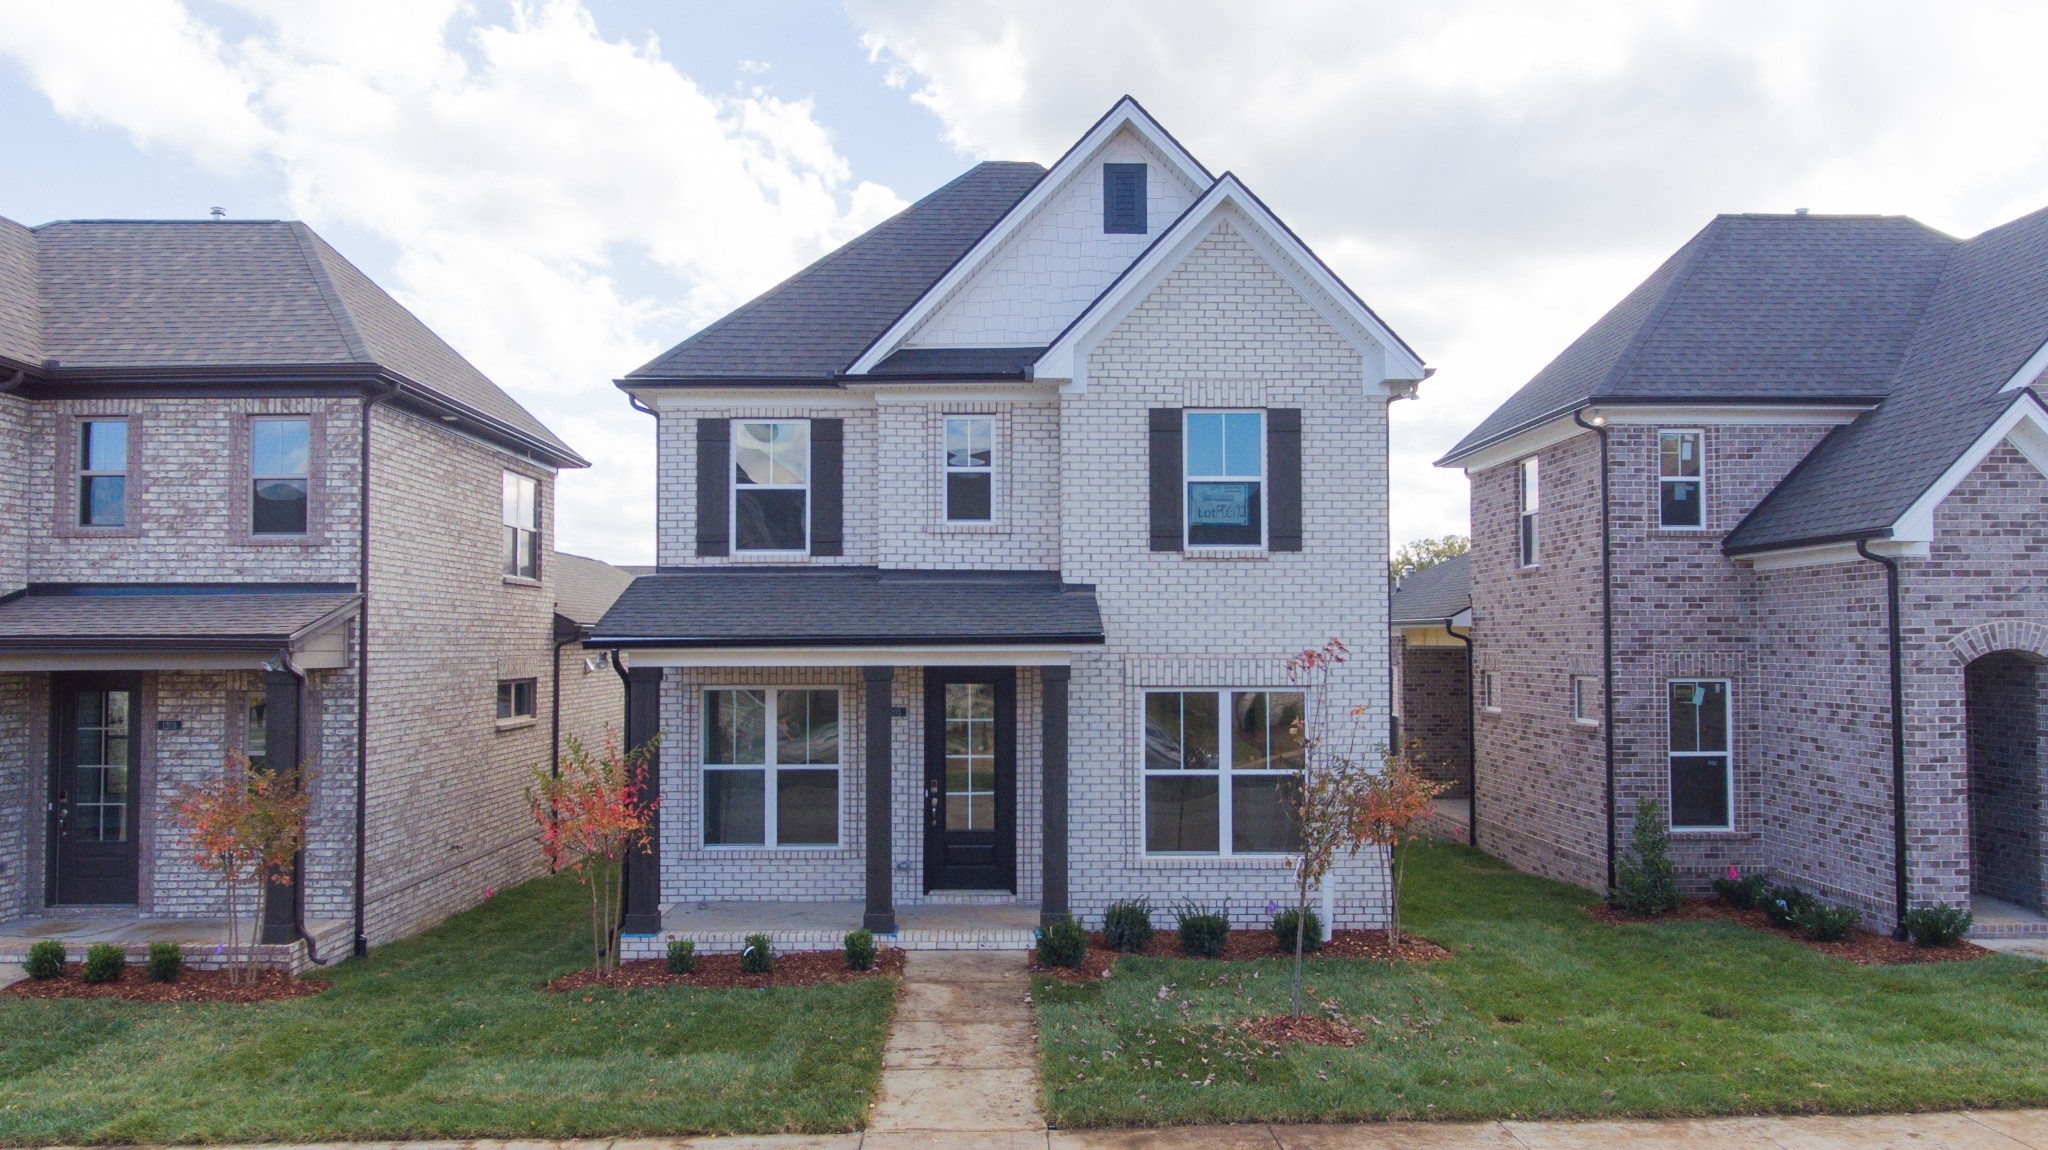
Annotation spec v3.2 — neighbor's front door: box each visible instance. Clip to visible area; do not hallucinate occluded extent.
[923,667,1016,891]
[50,675,142,905]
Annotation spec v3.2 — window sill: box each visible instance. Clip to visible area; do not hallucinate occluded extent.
[931,521,1007,535]
[494,716,539,732]
[55,524,143,539]
[1571,718,1601,729]
[729,552,818,564]
[1481,706,1502,715]
[693,843,853,855]
[502,575,544,588]
[1671,827,1756,841]
[1182,547,1268,561]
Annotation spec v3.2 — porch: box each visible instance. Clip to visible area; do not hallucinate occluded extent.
[0,909,353,974]
[619,899,1043,957]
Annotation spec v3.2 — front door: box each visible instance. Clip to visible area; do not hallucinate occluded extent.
[923,667,1016,891]
[49,675,142,906]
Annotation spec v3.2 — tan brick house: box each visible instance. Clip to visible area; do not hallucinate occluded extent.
[590,98,1429,953]
[1440,206,2048,938]
[0,215,591,967]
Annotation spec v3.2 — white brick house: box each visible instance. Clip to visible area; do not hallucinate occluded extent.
[593,99,1428,949]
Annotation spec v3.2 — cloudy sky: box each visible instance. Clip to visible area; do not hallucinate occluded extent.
[4,1,2048,563]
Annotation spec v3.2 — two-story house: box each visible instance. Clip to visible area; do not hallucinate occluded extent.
[0,215,590,967]
[1441,206,2048,938]
[590,98,1428,952]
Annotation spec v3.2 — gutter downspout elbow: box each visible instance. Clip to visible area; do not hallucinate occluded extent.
[1445,618,1476,848]
[1857,539,1911,939]
[1573,409,1617,892]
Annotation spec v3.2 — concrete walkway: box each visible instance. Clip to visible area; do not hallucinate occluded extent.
[862,949,1045,1149]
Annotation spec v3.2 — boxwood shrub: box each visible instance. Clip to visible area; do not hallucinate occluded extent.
[24,940,64,980]
[1036,916,1087,968]
[145,942,183,983]
[1272,906,1323,954]
[1175,902,1229,958]
[844,928,876,971]
[82,943,125,984]
[739,933,774,975]
[1102,899,1153,953]
[1902,904,1974,948]
[665,938,697,974]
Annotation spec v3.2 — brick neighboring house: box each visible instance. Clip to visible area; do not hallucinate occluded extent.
[1390,554,1472,841]
[1439,206,2048,937]
[590,98,1429,951]
[0,214,591,966]
[549,551,632,769]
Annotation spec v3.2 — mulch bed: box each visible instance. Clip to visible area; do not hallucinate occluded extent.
[3,964,326,1003]
[1244,1012,1365,1048]
[546,946,905,992]
[1589,899,1995,965]
[1032,928,1451,982]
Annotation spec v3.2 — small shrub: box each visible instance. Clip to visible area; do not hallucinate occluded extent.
[1611,798,1682,916]
[1175,902,1229,958]
[82,943,125,984]
[1711,870,1770,910]
[1036,916,1087,968]
[145,942,183,983]
[1102,899,1154,953]
[1272,906,1324,954]
[1762,885,1816,929]
[1794,901,1862,942]
[665,938,697,974]
[844,929,876,971]
[1902,903,1974,948]
[739,933,774,975]
[24,940,64,980]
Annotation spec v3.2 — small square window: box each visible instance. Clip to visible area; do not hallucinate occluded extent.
[943,416,993,522]
[1103,163,1147,234]
[496,678,537,721]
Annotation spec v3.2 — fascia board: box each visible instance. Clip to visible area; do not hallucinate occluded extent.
[1594,404,1875,426]
[2001,336,2048,394]
[641,388,876,411]
[1442,413,1593,474]
[617,644,1081,668]
[1738,538,1927,571]
[1890,397,2048,542]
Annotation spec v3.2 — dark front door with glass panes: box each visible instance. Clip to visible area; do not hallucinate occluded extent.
[49,676,142,905]
[923,668,1016,891]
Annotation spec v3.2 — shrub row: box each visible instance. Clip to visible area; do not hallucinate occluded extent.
[1713,869,1972,947]
[24,940,185,982]
[1036,900,1329,968]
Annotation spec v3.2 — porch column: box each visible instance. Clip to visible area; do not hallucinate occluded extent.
[864,665,896,933]
[618,665,664,935]
[259,663,303,945]
[1041,664,1070,927]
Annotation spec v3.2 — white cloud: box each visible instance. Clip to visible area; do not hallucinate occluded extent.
[0,0,907,563]
[848,0,2048,547]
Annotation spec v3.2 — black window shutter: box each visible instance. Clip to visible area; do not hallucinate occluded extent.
[1148,408,1182,552]
[695,418,729,557]
[810,418,844,556]
[1268,408,1303,552]
[1103,163,1147,234]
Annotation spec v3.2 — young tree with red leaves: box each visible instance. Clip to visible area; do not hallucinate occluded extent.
[528,729,660,973]
[167,753,313,986]
[1354,739,1448,945]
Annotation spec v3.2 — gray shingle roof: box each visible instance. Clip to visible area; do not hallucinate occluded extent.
[551,552,635,628]
[1440,214,1957,465]
[868,346,1046,378]
[9,217,580,465]
[590,567,1105,648]
[0,587,360,650]
[624,162,1046,382]
[1390,553,1471,625]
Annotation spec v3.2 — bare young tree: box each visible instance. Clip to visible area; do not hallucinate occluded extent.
[1281,638,1376,1017]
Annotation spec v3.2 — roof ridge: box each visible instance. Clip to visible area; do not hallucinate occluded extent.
[285,221,376,364]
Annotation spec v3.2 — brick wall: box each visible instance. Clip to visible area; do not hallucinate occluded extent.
[555,644,624,765]
[874,401,1061,571]
[1396,634,1471,794]
[0,393,28,594]
[0,674,44,920]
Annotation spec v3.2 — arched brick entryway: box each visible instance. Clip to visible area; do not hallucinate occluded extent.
[1963,651,2046,912]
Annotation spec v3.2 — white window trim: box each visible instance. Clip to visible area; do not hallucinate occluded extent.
[495,677,538,728]
[1481,671,1501,713]
[1517,456,1539,568]
[941,414,997,524]
[250,415,312,537]
[1570,675,1600,727]
[1667,677,1733,832]
[730,419,811,556]
[1183,409,1268,551]
[1657,428,1707,531]
[77,417,128,528]
[700,686,844,850]
[1141,686,1303,858]
[502,471,540,580]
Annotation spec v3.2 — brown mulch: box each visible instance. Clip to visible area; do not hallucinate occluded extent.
[1589,898,1995,965]
[3,964,326,1003]
[1031,927,1450,982]
[1244,1012,1365,1048]
[546,946,904,992]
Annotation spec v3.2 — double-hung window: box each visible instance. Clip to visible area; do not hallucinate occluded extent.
[1668,679,1731,830]
[944,416,994,522]
[77,419,128,527]
[1184,410,1264,548]
[733,420,809,552]
[1517,456,1539,567]
[502,472,539,578]
[1658,430,1704,529]
[251,417,311,535]
[703,687,840,847]
[1143,689,1303,855]
[496,678,537,722]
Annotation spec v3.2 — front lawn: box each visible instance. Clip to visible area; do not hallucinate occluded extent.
[0,874,895,1145]
[1036,841,2048,1126]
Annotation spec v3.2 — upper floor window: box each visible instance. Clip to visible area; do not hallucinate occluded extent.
[944,416,994,522]
[502,472,538,579]
[1517,456,1539,567]
[1185,410,1264,548]
[77,419,128,527]
[733,420,809,553]
[251,417,311,535]
[702,687,841,847]
[1103,162,1147,234]
[1658,430,1704,529]
[1669,679,1731,830]
[1144,689,1304,855]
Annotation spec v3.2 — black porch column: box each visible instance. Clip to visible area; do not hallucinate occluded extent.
[1040,664,1071,927]
[864,665,896,933]
[259,662,303,945]
[618,665,664,935]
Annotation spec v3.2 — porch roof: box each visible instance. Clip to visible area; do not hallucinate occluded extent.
[0,584,359,669]
[589,566,1105,653]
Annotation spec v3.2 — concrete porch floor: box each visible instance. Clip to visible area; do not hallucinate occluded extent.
[1972,895,2048,946]
[0,911,351,971]
[623,898,1043,958]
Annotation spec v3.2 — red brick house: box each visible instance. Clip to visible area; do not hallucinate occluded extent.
[1439,207,2048,939]
[1390,554,1471,841]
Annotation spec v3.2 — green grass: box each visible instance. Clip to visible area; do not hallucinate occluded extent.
[0,874,895,1145]
[1036,841,2048,1126]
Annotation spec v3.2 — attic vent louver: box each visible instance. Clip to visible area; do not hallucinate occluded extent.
[1103,163,1147,234]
